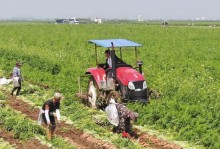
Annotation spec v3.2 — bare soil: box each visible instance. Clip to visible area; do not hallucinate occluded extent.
[0,128,49,149]
[3,89,182,149]
[5,93,117,149]
[138,132,182,149]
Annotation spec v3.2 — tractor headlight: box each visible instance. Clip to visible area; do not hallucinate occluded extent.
[128,82,135,90]
[143,81,147,89]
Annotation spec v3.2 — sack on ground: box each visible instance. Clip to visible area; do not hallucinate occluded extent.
[0,78,7,85]
[0,78,12,85]
[105,103,119,126]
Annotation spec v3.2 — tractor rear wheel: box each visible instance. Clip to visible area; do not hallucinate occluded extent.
[87,78,108,109]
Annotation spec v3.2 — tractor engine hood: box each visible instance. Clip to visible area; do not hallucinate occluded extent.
[116,67,145,86]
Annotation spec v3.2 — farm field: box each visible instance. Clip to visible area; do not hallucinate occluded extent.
[1,79,185,149]
[0,23,220,148]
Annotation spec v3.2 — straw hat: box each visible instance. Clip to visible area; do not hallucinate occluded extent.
[54,92,63,99]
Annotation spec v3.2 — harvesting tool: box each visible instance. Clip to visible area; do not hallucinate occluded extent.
[77,39,150,109]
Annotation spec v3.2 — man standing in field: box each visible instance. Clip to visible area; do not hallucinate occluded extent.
[11,62,23,96]
[39,93,63,140]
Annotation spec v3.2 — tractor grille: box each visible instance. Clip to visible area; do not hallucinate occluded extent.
[126,88,149,102]
[132,81,144,89]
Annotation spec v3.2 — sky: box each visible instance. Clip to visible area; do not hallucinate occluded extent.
[0,0,219,20]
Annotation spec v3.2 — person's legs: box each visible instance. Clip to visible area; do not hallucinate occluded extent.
[16,86,21,96]
[42,113,51,140]
[116,117,125,133]
[11,87,18,95]
[49,115,56,138]
[125,118,131,133]
[124,118,138,138]
[16,79,21,96]
[42,113,56,140]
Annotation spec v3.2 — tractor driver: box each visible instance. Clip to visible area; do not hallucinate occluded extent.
[104,49,125,70]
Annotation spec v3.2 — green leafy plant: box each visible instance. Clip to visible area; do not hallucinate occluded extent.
[0,23,220,148]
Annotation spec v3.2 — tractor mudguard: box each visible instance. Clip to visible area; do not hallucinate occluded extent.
[86,67,106,88]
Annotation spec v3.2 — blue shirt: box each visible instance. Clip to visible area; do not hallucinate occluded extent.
[13,67,21,77]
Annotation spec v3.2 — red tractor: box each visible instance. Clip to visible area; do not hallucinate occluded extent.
[77,39,149,109]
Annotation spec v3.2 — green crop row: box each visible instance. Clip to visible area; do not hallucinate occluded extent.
[0,23,220,148]
[0,108,44,140]
[1,81,145,149]
[0,91,77,149]
[0,49,61,75]
[0,138,14,149]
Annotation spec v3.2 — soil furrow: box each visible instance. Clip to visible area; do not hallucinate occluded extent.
[4,92,117,149]
[0,128,49,149]
[138,133,182,149]
[2,88,182,149]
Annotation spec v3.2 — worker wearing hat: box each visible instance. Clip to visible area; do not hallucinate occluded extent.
[41,93,63,140]
[11,62,23,96]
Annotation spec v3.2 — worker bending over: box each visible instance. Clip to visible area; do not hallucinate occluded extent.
[106,98,138,138]
[38,93,63,140]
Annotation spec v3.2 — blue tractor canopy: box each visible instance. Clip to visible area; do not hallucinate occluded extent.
[89,39,142,48]
[89,39,143,67]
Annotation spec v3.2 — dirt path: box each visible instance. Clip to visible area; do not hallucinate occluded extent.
[4,93,117,149]
[0,128,49,149]
[138,133,182,149]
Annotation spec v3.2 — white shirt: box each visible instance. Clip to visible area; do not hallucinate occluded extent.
[107,58,112,68]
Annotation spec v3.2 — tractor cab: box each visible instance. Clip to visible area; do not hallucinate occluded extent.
[77,39,149,109]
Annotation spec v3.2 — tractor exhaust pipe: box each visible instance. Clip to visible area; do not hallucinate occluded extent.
[111,42,116,79]
[137,60,143,74]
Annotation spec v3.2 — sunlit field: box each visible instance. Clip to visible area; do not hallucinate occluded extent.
[0,22,220,148]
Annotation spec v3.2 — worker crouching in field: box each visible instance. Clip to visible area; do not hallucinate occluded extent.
[105,98,138,138]
[38,93,63,140]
